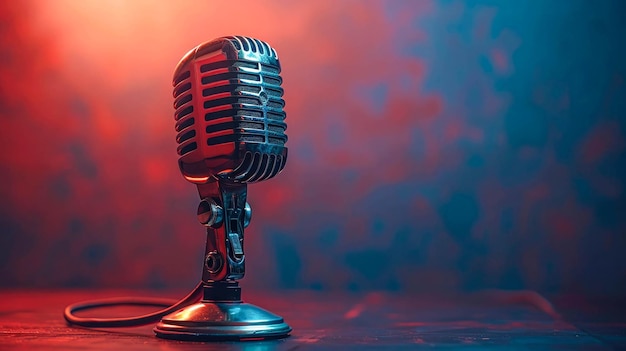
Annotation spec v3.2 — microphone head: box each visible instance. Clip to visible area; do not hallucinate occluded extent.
[172,36,288,184]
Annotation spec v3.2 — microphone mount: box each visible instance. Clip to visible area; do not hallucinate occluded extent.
[196,178,248,282]
[153,177,291,340]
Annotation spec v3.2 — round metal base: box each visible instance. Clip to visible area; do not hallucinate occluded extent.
[154,301,291,341]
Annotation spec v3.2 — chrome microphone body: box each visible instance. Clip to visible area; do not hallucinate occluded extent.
[172,36,288,282]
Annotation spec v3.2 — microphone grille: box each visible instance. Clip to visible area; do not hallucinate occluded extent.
[172,36,288,183]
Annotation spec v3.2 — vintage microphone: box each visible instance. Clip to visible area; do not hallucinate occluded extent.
[64,36,291,341]
[154,35,291,340]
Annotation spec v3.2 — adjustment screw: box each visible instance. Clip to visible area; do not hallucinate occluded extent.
[243,202,252,228]
[205,251,223,274]
[197,199,223,228]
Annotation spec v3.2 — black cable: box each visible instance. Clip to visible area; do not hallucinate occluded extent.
[63,282,204,328]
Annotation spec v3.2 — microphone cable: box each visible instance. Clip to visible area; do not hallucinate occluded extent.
[63,281,204,328]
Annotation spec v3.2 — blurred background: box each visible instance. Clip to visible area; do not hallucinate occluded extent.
[1,0,625,297]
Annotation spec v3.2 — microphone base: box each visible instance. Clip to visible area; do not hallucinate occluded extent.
[153,282,291,341]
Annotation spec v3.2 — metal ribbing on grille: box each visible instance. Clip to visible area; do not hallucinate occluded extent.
[230,36,278,60]
[231,151,286,183]
[173,70,197,156]
[199,38,286,149]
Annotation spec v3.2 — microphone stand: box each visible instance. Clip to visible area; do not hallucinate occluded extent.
[154,178,291,340]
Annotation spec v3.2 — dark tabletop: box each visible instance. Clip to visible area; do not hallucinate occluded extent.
[0,288,624,350]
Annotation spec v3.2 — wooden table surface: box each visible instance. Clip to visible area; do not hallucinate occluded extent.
[0,288,624,350]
